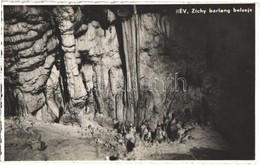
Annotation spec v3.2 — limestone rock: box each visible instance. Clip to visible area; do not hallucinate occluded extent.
[4,6,59,117]
[53,6,87,109]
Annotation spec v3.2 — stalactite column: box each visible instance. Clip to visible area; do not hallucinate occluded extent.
[53,6,87,111]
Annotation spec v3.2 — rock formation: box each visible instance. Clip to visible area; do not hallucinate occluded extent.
[4,6,59,120]
[4,5,255,159]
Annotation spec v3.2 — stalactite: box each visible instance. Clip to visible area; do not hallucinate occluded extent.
[121,7,142,126]
[134,6,141,127]
[114,21,128,83]
[122,20,132,123]
[122,18,137,125]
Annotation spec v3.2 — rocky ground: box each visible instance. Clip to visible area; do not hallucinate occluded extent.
[5,114,235,161]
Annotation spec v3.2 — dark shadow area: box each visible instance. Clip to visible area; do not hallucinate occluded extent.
[126,140,135,152]
[149,147,239,160]
[190,147,239,160]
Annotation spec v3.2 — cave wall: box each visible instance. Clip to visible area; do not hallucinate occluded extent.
[203,14,255,159]
[4,5,254,159]
[167,13,254,159]
[4,6,60,121]
[75,16,124,118]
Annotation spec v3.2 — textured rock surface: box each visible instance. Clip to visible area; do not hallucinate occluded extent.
[4,6,59,119]
[76,19,123,117]
[120,13,207,127]
[52,6,87,110]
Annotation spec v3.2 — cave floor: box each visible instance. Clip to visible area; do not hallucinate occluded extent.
[5,114,236,161]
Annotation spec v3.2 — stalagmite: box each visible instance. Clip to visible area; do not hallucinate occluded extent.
[46,65,61,118]
[52,6,87,111]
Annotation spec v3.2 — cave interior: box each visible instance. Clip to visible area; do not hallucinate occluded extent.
[4,5,255,160]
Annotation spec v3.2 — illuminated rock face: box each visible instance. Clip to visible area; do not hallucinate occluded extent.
[3,6,125,120]
[75,18,123,118]
[3,6,208,124]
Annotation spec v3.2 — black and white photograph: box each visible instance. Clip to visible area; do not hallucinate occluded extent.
[2,3,256,161]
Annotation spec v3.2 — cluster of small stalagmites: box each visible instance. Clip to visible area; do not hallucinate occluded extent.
[104,116,196,160]
[4,6,60,119]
